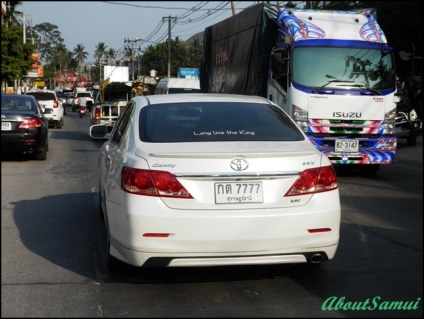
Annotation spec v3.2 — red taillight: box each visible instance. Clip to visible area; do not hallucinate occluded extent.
[53,100,58,108]
[142,233,171,237]
[95,107,100,120]
[18,118,43,129]
[308,228,331,233]
[285,166,338,196]
[121,167,193,198]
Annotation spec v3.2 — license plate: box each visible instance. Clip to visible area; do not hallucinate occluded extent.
[335,139,359,152]
[1,122,11,131]
[215,182,263,204]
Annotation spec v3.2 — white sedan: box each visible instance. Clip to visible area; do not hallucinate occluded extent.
[93,93,341,271]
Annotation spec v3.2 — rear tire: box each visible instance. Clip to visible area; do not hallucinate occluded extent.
[407,132,417,146]
[35,148,47,160]
[107,243,122,273]
[99,186,122,272]
[99,186,104,219]
[56,118,63,129]
[104,216,122,273]
[360,164,380,177]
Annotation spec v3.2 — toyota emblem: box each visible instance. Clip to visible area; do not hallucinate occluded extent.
[230,158,249,171]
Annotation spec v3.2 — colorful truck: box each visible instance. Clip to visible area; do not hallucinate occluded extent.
[200,3,399,176]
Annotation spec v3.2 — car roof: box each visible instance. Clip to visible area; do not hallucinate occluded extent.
[1,94,38,102]
[137,93,272,105]
[2,93,35,98]
[27,89,56,93]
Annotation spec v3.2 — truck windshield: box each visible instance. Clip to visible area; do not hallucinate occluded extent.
[292,46,396,90]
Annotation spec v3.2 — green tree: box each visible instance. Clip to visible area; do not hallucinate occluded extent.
[140,38,192,77]
[53,43,69,75]
[186,37,203,68]
[1,23,37,85]
[94,42,108,82]
[106,48,116,65]
[170,36,190,74]
[140,43,167,76]
[30,22,64,65]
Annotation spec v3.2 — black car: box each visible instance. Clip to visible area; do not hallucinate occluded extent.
[1,94,49,160]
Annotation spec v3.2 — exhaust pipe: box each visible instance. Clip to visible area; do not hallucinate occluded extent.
[309,253,325,264]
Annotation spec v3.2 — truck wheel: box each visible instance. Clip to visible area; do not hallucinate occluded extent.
[360,164,380,177]
[407,133,417,146]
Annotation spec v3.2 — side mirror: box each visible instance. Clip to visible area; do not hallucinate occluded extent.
[89,124,113,140]
[393,95,401,103]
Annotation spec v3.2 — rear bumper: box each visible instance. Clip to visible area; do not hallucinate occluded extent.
[107,191,341,267]
[45,117,61,124]
[114,244,338,268]
[2,132,46,153]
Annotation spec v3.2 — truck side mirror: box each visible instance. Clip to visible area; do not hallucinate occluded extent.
[89,124,113,140]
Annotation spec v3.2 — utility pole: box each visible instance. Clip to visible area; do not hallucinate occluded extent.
[22,13,27,44]
[98,59,102,83]
[14,12,31,93]
[124,38,142,80]
[13,11,31,43]
[163,16,176,78]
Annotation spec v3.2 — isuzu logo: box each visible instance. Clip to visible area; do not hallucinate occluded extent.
[333,112,362,118]
[230,158,249,171]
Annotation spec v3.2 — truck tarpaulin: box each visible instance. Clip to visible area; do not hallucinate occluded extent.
[200,3,278,96]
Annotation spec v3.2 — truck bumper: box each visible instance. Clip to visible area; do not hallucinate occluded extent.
[310,137,397,164]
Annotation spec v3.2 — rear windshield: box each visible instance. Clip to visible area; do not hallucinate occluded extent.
[26,92,56,101]
[77,92,92,97]
[139,102,304,142]
[168,88,202,94]
[1,95,37,112]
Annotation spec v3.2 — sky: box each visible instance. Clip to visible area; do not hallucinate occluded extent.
[16,1,262,63]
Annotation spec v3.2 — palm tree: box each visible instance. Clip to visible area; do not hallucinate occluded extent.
[106,48,116,65]
[72,44,88,84]
[94,42,108,82]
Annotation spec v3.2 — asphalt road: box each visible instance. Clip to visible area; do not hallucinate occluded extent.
[1,112,422,318]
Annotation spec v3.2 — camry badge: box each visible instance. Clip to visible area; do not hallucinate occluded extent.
[230,158,249,171]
